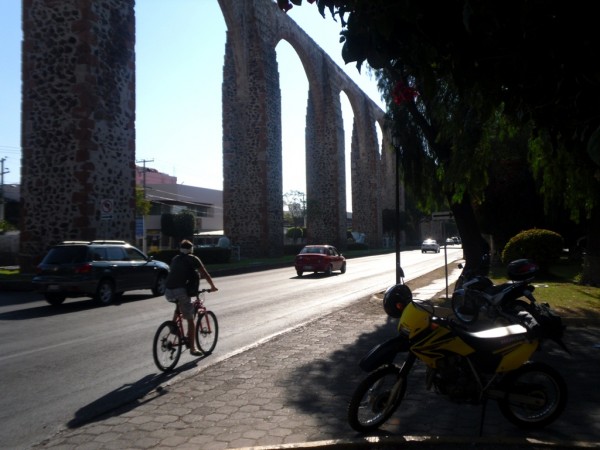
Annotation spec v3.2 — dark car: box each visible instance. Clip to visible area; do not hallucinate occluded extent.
[294,244,346,277]
[33,240,170,306]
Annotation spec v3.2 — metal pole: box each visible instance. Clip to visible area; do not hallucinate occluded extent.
[395,143,401,284]
[136,158,153,254]
[0,157,8,222]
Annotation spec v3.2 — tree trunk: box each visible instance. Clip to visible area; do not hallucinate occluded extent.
[449,192,489,275]
[582,207,600,286]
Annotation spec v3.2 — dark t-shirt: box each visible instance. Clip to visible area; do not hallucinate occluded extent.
[166,253,201,289]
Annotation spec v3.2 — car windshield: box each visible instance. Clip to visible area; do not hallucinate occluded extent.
[42,246,89,264]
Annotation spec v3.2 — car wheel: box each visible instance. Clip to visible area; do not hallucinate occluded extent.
[325,265,333,276]
[340,262,346,274]
[95,279,115,306]
[152,272,168,296]
[44,293,66,306]
[296,270,303,277]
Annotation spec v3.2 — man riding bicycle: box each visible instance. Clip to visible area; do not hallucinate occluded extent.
[165,240,218,356]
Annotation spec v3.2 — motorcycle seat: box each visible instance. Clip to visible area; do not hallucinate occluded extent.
[456,324,530,352]
[469,324,528,338]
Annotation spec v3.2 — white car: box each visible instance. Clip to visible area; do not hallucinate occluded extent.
[421,239,440,253]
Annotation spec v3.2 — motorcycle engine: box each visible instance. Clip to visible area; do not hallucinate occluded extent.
[425,356,480,403]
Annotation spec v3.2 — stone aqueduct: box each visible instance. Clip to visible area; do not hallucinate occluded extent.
[20,0,401,269]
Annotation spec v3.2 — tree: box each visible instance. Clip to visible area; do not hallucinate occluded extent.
[283,190,306,228]
[279,0,600,283]
[161,211,196,246]
[135,187,151,217]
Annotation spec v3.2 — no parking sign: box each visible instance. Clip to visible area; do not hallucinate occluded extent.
[100,199,113,220]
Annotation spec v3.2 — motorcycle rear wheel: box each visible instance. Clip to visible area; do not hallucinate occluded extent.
[347,365,406,432]
[498,361,567,429]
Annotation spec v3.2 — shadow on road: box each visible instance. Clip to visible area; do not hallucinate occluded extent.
[0,293,158,320]
[66,358,204,429]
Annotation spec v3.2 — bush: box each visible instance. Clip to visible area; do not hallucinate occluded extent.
[286,227,305,240]
[501,229,564,270]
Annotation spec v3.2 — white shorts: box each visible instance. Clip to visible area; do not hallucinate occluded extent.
[165,287,194,320]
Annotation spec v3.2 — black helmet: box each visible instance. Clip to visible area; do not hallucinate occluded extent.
[383,284,413,318]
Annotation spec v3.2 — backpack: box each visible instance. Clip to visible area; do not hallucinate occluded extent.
[186,265,200,297]
[167,253,201,298]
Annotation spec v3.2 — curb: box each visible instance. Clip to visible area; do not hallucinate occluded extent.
[40,432,600,450]
[233,435,600,449]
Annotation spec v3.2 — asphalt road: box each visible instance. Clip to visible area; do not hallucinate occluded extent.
[0,248,463,449]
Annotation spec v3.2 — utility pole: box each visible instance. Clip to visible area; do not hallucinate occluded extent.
[136,158,154,253]
[0,157,9,222]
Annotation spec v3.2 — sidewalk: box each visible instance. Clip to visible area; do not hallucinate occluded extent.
[33,276,600,450]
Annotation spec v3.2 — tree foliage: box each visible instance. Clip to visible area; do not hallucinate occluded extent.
[283,190,306,228]
[135,187,151,217]
[161,211,195,243]
[284,0,600,217]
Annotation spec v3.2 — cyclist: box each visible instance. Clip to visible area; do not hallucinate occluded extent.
[165,239,218,356]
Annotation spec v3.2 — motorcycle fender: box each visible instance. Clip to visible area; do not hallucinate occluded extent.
[359,334,409,372]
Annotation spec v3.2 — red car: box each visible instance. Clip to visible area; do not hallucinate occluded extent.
[295,244,346,277]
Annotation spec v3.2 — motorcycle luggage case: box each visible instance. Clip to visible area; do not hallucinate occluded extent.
[507,259,538,281]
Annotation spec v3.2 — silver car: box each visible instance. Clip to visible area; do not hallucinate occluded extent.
[421,239,440,253]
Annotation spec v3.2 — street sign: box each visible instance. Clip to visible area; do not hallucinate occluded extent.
[432,211,453,220]
[100,199,113,220]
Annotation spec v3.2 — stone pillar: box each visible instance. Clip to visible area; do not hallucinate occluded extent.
[20,0,136,270]
[305,79,347,249]
[221,26,283,258]
[350,101,383,248]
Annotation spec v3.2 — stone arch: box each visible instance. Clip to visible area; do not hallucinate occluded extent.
[218,0,387,256]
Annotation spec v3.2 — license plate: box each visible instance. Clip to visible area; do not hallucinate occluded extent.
[303,266,313,271]
[48,285,60,291]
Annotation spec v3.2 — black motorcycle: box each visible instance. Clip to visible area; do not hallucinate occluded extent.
[451,259,541,325]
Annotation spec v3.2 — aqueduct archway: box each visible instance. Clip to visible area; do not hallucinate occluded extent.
[20,0,399,268]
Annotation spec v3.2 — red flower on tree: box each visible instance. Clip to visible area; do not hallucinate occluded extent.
[392,80,419,105]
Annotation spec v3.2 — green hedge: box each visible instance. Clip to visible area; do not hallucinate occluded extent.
[501,228,563,271]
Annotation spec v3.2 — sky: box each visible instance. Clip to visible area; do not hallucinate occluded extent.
[0,1,384,209]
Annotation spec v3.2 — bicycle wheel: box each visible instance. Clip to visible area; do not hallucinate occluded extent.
[196,311,219,354]
[153,320,182,372]
[347,365,406,432]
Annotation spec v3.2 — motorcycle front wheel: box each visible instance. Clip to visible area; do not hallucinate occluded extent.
[347,365,406,432]
[498,362,567,429]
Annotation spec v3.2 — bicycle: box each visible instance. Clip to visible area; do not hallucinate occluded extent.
[152,289,219,372]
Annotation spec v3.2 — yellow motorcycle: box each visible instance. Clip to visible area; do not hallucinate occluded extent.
[347,283,568,433]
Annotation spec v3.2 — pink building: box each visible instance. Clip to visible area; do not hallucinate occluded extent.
[135,166,177,185]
